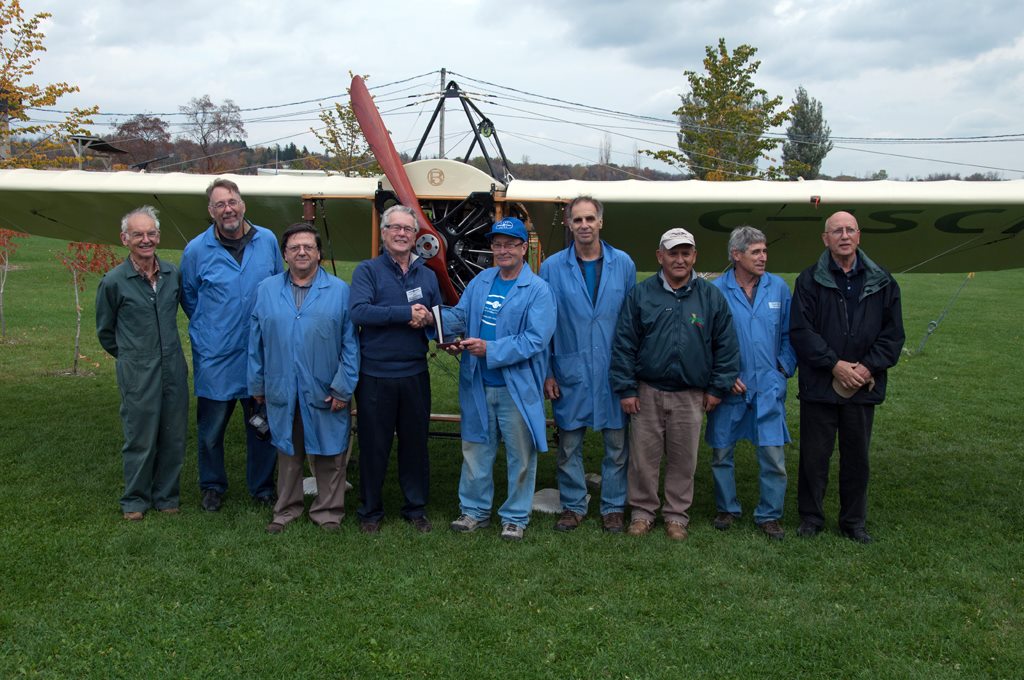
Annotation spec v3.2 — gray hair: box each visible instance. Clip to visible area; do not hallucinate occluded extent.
[381,204,420,233]
[121,205,160,234]
[206,177,242,201]
[565,195,604,221]
[727,226,766,261]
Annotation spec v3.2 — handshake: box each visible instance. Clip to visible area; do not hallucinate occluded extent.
[409,303,433,329]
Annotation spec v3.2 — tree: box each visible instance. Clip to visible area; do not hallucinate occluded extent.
[645,38,790,181]
[0,1,98,168]
[56,242,118,375]
[782,86,833,179]
[311,73,380,176]
[0,228,27,338]
[110,113,172,168]
[597,134,612,179]
[178,95,246,172]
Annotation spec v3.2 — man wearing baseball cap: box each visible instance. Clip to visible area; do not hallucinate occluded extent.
[440,217,556,541]
[610,227,739,540]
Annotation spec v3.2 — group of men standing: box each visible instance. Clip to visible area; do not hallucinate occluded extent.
[96,182,903,544]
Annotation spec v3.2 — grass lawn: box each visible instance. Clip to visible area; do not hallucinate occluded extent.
[1,235,1021,679]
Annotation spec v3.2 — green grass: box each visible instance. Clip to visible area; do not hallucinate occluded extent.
[1,236,1022,679]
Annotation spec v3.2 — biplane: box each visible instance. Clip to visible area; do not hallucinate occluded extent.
[0,75,1020,301]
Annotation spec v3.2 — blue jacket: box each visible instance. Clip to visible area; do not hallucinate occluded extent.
[247,268,360,456]
[349,253,442,378]
[441,266,556,452]
[539,241,636,431]
[705,269,797,448]
[181,223,283,400]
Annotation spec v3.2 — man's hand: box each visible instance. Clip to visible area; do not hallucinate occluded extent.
[324,395,348,412]
[544,377,561,400]
[620,397,640,415]
[832,360,867,391]
[460,337,487,357]
[852,363,873,383]
[703,392,722,413]
[731,377,746,395]
[409,303,433,329]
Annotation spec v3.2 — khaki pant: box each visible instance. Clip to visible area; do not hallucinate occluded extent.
[627,383,703,525]
[272,410,348,527]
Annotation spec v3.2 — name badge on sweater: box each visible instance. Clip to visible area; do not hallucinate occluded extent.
[407,287,423,302]
[768,301,781,309]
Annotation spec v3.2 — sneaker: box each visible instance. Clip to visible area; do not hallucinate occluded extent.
[450,514,490,532]
[601,512,625,534]
[201,489,223,513]
[713,512,737,530]
[626,518,653,536]
[554,510,583,532]
[758,520,785,541]
[500,523,524,541]
[405,515,433,533]
[665,521,688,541]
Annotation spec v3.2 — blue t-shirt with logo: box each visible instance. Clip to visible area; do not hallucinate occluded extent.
[480,275,516,386]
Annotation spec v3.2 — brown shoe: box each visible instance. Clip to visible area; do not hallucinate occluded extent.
[360,520,381,534]
[626,518,653,536]
[602,512,625,533]
[122,511,144,522]
[159,507,180,515]
[265,521,285,534]
[554,509,584,532]
[665,521,688,541]
[713,512,737,530]
[758,520,785,541]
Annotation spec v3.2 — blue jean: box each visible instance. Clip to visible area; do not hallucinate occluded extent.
[711,443,787,524]
[197,396,277,498]
[556,427,628,516]
[458,386,538,528]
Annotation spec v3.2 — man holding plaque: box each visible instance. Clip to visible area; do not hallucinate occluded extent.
[349,204,442,533]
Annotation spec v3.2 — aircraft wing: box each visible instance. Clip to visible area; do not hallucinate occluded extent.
[508,178,1024,273]
[0,169,378,258]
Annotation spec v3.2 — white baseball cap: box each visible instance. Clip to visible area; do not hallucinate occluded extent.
[660,227,696,250]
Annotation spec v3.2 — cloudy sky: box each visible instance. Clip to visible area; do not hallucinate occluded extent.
[21,0,1024,179]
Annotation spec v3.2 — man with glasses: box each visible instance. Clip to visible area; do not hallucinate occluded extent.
[442,217,556,541]
[249,224,359,534]
[96,206,188,521]
[181,178,282,512]
[349,205,442,533]
[540,196,636,534]
[790,211,904,543]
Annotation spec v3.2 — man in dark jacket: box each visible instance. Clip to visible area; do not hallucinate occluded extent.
[790,211,905,544]
[349,205,442,534]
[610,228,739,541]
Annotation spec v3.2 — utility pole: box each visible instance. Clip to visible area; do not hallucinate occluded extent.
[439,68,446,158]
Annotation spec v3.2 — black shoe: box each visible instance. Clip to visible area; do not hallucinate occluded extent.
[253,494,276,508]
[840,527,873,544]
[796,520,822,538]
[405,516,432,533]
[360,520,381,534]
[201,489,223,512]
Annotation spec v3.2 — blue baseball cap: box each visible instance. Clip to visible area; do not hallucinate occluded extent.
[487,217,528,242]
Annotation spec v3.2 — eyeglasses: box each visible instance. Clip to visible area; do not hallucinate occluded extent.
[210,198,242,211]
[827,227,859,236]
[490,241,525,252]
[286,244,318,254]
[127,231,159,241]
[385,224,417,234]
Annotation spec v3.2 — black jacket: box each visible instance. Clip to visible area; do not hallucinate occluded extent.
[790,248,905,404]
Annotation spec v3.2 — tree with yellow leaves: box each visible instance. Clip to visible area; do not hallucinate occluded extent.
[0,0,97,168]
